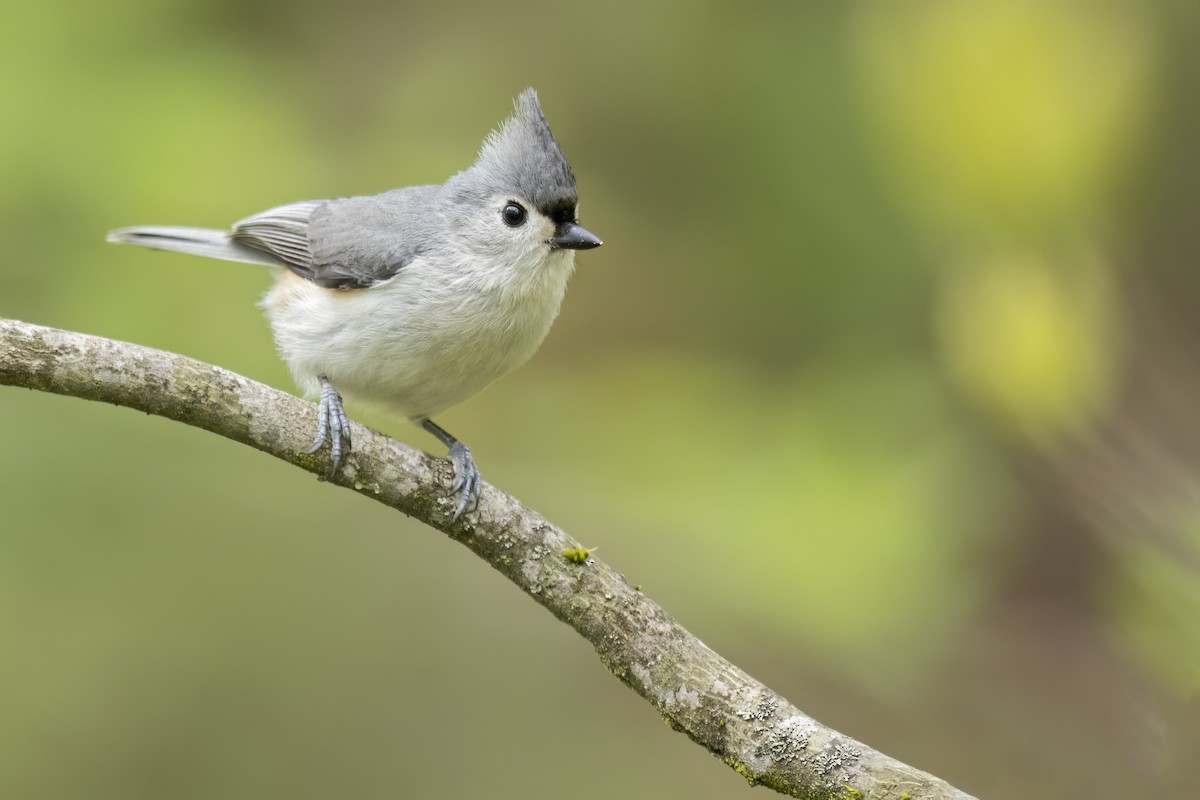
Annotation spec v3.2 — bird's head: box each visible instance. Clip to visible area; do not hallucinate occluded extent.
[445,89,602,265]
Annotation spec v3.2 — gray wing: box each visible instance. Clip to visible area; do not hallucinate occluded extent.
[232,186,440,289]
[231,200,322,274]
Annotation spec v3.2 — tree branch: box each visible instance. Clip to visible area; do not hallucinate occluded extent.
[0,317,976,800]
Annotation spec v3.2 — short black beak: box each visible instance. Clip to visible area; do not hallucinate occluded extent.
[549,222,603,251]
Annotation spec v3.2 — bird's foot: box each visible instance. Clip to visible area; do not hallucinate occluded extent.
[419,418,482,522]
[447,441,481,522]
[307,377,351,479]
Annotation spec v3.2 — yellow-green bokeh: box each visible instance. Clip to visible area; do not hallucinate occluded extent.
[2,1,1197,798]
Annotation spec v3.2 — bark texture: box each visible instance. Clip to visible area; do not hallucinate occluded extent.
[0,317,977,800]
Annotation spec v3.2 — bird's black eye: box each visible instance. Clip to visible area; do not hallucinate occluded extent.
[501,202,527,227]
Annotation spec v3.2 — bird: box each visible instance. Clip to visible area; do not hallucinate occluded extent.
[107,88,601,520]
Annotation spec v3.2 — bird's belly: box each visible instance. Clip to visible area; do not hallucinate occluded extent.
[262,270,564,419]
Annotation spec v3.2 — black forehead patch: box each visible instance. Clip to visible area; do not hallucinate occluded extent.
[539,197,577,225]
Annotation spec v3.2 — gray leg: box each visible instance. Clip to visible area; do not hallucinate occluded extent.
[307,375,352,479]
[420,418,481,521]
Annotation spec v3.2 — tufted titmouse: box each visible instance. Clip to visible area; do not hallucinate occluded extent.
[107,88,601,520]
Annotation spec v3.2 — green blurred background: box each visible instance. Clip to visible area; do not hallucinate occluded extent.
[2,1,1198,797]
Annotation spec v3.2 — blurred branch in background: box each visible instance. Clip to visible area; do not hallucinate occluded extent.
[854,3,1200,789]
[0,317,977,800]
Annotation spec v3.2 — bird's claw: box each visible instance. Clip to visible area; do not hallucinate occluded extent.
[308,379,351,480]
[447,441,481,522]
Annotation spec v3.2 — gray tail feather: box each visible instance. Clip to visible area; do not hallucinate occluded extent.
[106,226,284,267]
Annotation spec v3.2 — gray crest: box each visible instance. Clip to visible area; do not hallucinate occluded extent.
[458,88,579,219]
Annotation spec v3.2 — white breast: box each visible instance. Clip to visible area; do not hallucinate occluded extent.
[262,249,574,420]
